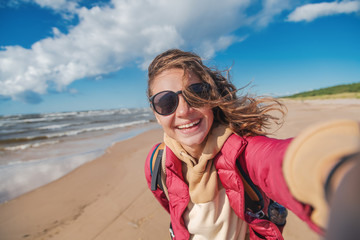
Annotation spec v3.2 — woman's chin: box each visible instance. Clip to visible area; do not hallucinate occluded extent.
[178,135,206,151]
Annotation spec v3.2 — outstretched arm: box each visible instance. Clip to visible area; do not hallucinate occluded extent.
[243,119,360,234]
[242,135,320,232]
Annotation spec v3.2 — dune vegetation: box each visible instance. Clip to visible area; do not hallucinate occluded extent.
[283,82,360,100]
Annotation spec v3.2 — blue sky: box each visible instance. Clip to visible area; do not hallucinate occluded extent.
[0,0,359,115]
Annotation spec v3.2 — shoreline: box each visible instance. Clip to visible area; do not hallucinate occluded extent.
[0,128,167,240]
[0,123,160,204]
[1,99,360,240]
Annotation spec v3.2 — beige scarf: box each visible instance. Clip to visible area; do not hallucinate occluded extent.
[164,124,233,203]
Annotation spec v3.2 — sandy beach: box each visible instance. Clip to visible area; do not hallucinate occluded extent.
[1,99,360,240]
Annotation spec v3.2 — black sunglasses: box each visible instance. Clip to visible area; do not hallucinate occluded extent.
[149,83,211,116]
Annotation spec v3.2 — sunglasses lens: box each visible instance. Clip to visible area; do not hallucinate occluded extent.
[188,83,210,99]
[151,83,210,115]
[153,91,178,115]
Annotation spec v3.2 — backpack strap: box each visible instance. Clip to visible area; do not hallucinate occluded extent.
[150,143,174,239]
[236,160,288,227]
[150,142,165,191]
[236,160,264,214]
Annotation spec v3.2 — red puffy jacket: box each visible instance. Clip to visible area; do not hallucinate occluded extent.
[145,134,321,239]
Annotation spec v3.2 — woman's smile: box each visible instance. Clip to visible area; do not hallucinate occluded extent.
[176,119,201,130]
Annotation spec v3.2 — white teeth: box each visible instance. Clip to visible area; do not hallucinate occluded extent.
[177,120,200,129]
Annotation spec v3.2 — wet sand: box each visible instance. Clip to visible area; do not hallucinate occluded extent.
[1,99,359,240]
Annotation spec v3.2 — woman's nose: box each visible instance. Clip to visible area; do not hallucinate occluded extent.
[176,94,191,116]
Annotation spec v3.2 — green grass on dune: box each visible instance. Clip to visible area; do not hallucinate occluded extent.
[283,82,360,100]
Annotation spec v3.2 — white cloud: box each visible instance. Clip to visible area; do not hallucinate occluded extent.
[32,0,79,12]
[287,1,360,22]
[0,0,292,102]
[2,0,80,13]
[251,0,293,27]
[197,35,249,60]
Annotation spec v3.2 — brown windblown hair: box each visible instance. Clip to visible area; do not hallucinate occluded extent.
[147,49,286,136]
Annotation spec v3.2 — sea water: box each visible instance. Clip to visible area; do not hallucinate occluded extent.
[0,108,157,203]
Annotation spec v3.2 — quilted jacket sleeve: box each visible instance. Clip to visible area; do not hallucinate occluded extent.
[144,144,170,213]
[242,136,322,233]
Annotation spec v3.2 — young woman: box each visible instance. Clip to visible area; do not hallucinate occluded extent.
[144,49,360,240]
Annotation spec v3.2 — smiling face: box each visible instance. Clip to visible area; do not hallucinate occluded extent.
[150,68,214,158]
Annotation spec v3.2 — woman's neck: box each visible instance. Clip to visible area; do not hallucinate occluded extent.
[181,137,208,161]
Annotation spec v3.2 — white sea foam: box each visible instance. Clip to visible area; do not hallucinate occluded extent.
[2,116,65,126]
[4,140,60,151]
[4,143,32,151]
[45,120,149,138]
[44,111,78,118]
[38,124,71,130]
[76,109,118,117]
